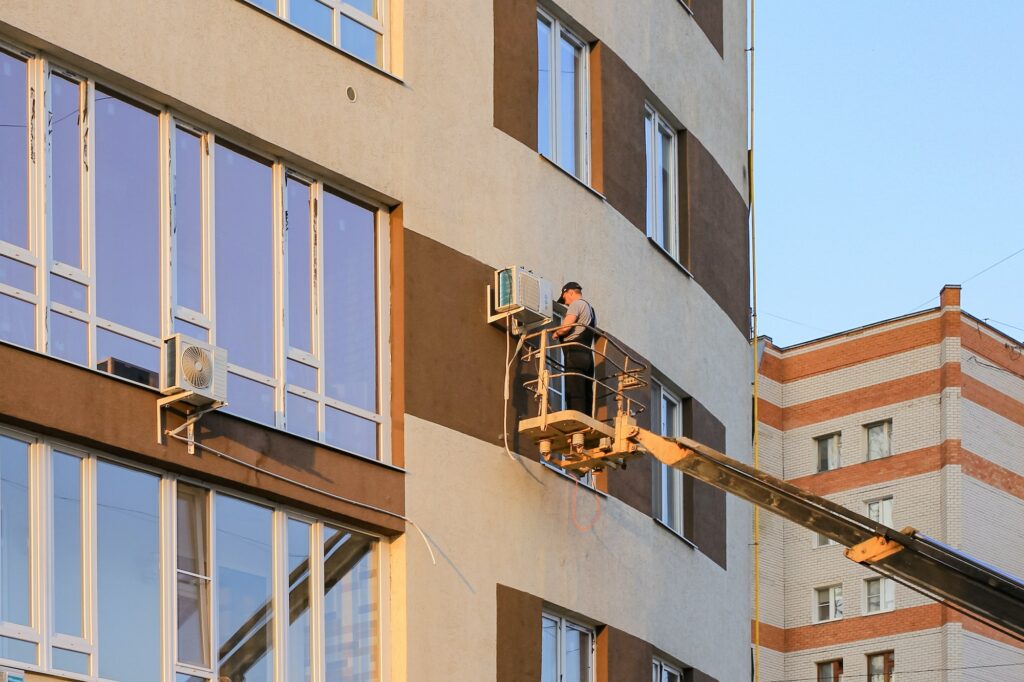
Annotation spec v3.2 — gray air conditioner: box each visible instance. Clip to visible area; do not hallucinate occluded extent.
[494,265,553,324]
[161,334,228,406]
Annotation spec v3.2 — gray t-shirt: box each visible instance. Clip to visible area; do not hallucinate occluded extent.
[564,298,596,344]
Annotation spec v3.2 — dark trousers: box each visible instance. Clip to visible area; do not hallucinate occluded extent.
[563,347,594,416]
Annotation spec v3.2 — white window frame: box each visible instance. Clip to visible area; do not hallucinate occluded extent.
[0,424,388,682]
[1,42,391,463]
[537,6,590,182]
[864,576,895,615]
[644,105,679,259]
[542,611,595,682]
[813,531,837,548]
[866,496,893,528]
[813,584,843,623]
[652,657,683,682]
[652,383,685,535]
[865,420,892,461]
[814,432,840,472]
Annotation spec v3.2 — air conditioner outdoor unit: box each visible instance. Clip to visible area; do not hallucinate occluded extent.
[0,667,25,682]
[161,334,228,406]
[494,265,553,323]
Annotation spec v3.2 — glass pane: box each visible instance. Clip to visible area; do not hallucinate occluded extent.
[50,273,87,310]
[175,127,204,313]
[51,74,82,267]
[286,177,313,352]
[247,0,277,11]
[323,191,376,411]
[97,461,161,682]
[177,484,208,575]
[564,626,591,682]
[868,423,890,459]
[287,358,318,391]
[0,435,30,626]
[0,636,35,665]
[52,647,89,675]
[215,144,274,376]
[340,15,381,65]
[345,0,376,17]
[95,90,160,336]
[557,34,581,177]
[177,574,211,668]
[537,18,552,158]
[0,293,34,348]
[226,372,276,426]
[216,495,273,682]
[53,452,83,636]
[177,675,209,682]
[0,255,33,291]
[0,52,28,248]
[174,318,210,341]
[287,519,312,682]
[287,392,319,441]
[644,113,654,236]
[659,128,674,253]
[291,0,333,41]
[96,328,160,380]
[541,616,558,682]
[323,526,376,682]
[325,407,377,459]
[50,311,87,365]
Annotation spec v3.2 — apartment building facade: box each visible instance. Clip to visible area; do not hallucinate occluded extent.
[756,286,1024,682]
[0,1,750,680]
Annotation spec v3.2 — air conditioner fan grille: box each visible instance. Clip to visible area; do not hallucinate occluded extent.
[181,345,213,389]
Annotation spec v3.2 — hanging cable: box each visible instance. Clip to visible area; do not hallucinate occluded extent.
[502,321,528,462]
[747,0,761,678]
[165,432,437,566]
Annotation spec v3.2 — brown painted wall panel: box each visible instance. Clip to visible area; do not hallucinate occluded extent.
[594,43,647,232]
[0,342,405,534]
[597,626,654,682]
[691,0,724,57]
[496,584,543,681]
[685,134,749,336]
[493,0,538,148]
[688,399,728,568]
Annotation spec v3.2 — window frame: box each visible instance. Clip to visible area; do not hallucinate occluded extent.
[867,650,895,682]
[652,383,685,535]
[537,6,591,183]
[813,531,837,548]
[865,419,892,461]
[0,423,388,682]
[814,432,840,472]
[864,576,895,615]
[813,584,843,623]
[541,611,595,682]
[644,104,679,260]
[816,658,843,682]
[866,496,893,528]
[652,657,683,682]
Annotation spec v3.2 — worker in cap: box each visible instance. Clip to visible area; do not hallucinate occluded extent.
[551,282,598,416]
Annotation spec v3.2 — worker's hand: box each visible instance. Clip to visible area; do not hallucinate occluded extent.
[550,331,560,343]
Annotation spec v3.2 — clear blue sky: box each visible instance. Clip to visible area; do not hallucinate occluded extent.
[755,2,1023,348]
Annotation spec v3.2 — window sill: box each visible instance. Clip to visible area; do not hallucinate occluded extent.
[540,460,607,498]
[538,153,607,203]
[864,607,895,617]
[812,617,843,626]
[653,517,697,549]
[647,237,693,278]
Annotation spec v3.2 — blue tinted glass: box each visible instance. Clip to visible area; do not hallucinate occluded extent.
[50,311,87,365]
[0,255,33,292]
[53,452,83,636]
[216,495,273,682]
[175,128,204,313]
[215,144,274,376]
[340,16,380,64]
[0,52,28,248]
[286,392,318,440]
[557,35,580,177]
[225,372,276,426]
[537,18,552,158]
[53,648,89,674]
[0,435,30,626]
[322,191,376,411]
[95,90,160,335]
[541,616,558,682]
[287,519,312,682]
[51,74,81,266]
[0,294,34,348]
[0,636,35,665]
[325,407,376,459]
[50,273,86,310]
[345,0,376,18]
[97,462,161,682]
[173,318,209,341]
[291,0,333,41]
[287,359,317,391]
[96,328,160,378]
[286,178,313,352]
[323,528,375,681]
[247,0,277,11]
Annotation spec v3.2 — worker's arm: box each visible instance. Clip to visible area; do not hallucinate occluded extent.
[551,314,578,340]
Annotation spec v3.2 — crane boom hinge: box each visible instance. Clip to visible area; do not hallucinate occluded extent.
[845,535,905,565]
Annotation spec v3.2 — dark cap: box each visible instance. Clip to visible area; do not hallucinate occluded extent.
[557,281,582,305]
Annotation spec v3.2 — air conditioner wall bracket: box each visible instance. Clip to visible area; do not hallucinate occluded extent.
[157,392,226,455]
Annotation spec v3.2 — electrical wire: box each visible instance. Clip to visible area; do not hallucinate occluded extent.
[908,244,1024,312]
[502,321,527,462]
[748,0,761,677]
[165,431,437,566]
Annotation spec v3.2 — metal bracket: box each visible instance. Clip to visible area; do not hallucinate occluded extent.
[157,392,226,455]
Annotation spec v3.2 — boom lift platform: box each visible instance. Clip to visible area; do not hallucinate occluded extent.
[515,326,1024,643]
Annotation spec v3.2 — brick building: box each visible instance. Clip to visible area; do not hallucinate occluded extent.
[756,285,1024,681]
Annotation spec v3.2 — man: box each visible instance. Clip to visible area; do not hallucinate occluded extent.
[551,281,597,416]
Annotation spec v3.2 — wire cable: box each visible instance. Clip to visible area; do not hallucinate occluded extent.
[165,431,437,565]
[909,244,1024,312]
[502,321,527,462]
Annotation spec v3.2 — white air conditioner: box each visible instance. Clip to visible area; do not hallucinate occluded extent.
[0,667,25,682]
[161,334,228,406]
[494,266,553,323]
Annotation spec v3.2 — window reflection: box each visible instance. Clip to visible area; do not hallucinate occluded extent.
[286,177,314,353]
[53,452,83,637]
[340,15,380,64]
[0,435,30,627]
[0,51,28,249]
[536,18,552,158]
[177,485,211,669]
[557,35,580,177]
[0,295,34,349]
[50,74,82,267]
[287,519,312,682]
[325,407,377,459]
[323,526,376,682]
[175,127,204,314]
[291,0,333,42]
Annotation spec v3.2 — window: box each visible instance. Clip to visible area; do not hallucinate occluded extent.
[814,585,843,623]
[0,425,382,681]
[537,8,588,180]
[542,612,594,682]
[816,659,843,682]
[815,433,840,472]
[867,651,894,682]
[866,497,893,527]
[546,312,566,411]
[244,0,387,68]
[865,420,891,460]
[0,50,387,460]
[653,658,682,682]
[652,384,684,534]
[865,577,895,614]
[814,532,836,548]
[645,106,678,258]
